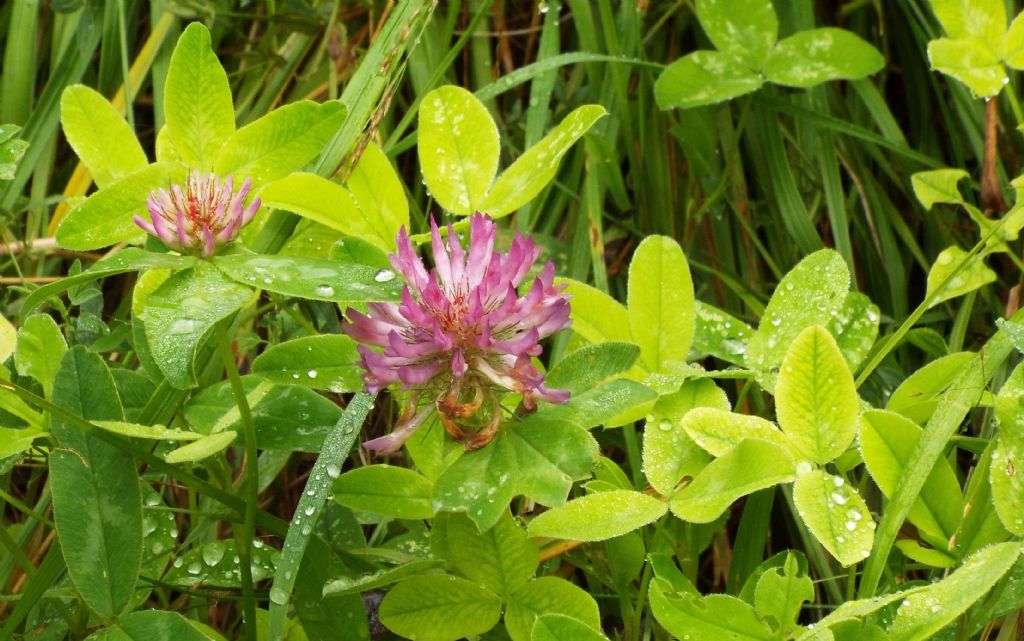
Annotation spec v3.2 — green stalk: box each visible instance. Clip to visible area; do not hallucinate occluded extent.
[215,322,259,641]
[0,0,38,125]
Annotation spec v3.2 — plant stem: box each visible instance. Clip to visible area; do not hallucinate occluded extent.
[215,322,259,641]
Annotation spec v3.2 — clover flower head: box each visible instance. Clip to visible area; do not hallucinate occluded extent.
[343,213,572,452]
[134,170,260,257]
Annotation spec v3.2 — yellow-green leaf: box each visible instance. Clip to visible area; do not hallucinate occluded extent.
[775,326,859,464]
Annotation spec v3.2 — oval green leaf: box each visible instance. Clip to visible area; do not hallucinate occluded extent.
[655,51,763,110]
[55,161,187,251]
[258,172,366,236]
[859,410,963,542]
[506,576,602,641]
[418,85,499,215]
[527,490,667,542]
[746,249,850,373]
[627,235,694,372]
[252,334,364,393]
[61,85,148,187]
[50,347,141,620]
[213,254,402,303]
[481,104,606,217]
[214,100,345,186]
[333,464,434,520]
[792,469,874,567]
[346,141,409,249]
[775,325,859,464]
[545,342,641,395]
[379,574,502,641]
[680,407,792,458]
[15,313,67,398]
[163,22,235,169]
[670,439,795,523]
[764,29,884,88]
[442,511,537,597]
[141,264,253,389]
[532,614,610,641]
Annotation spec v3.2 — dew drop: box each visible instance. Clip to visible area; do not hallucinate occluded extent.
[269,586,289,605]
[374,269,396,283]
